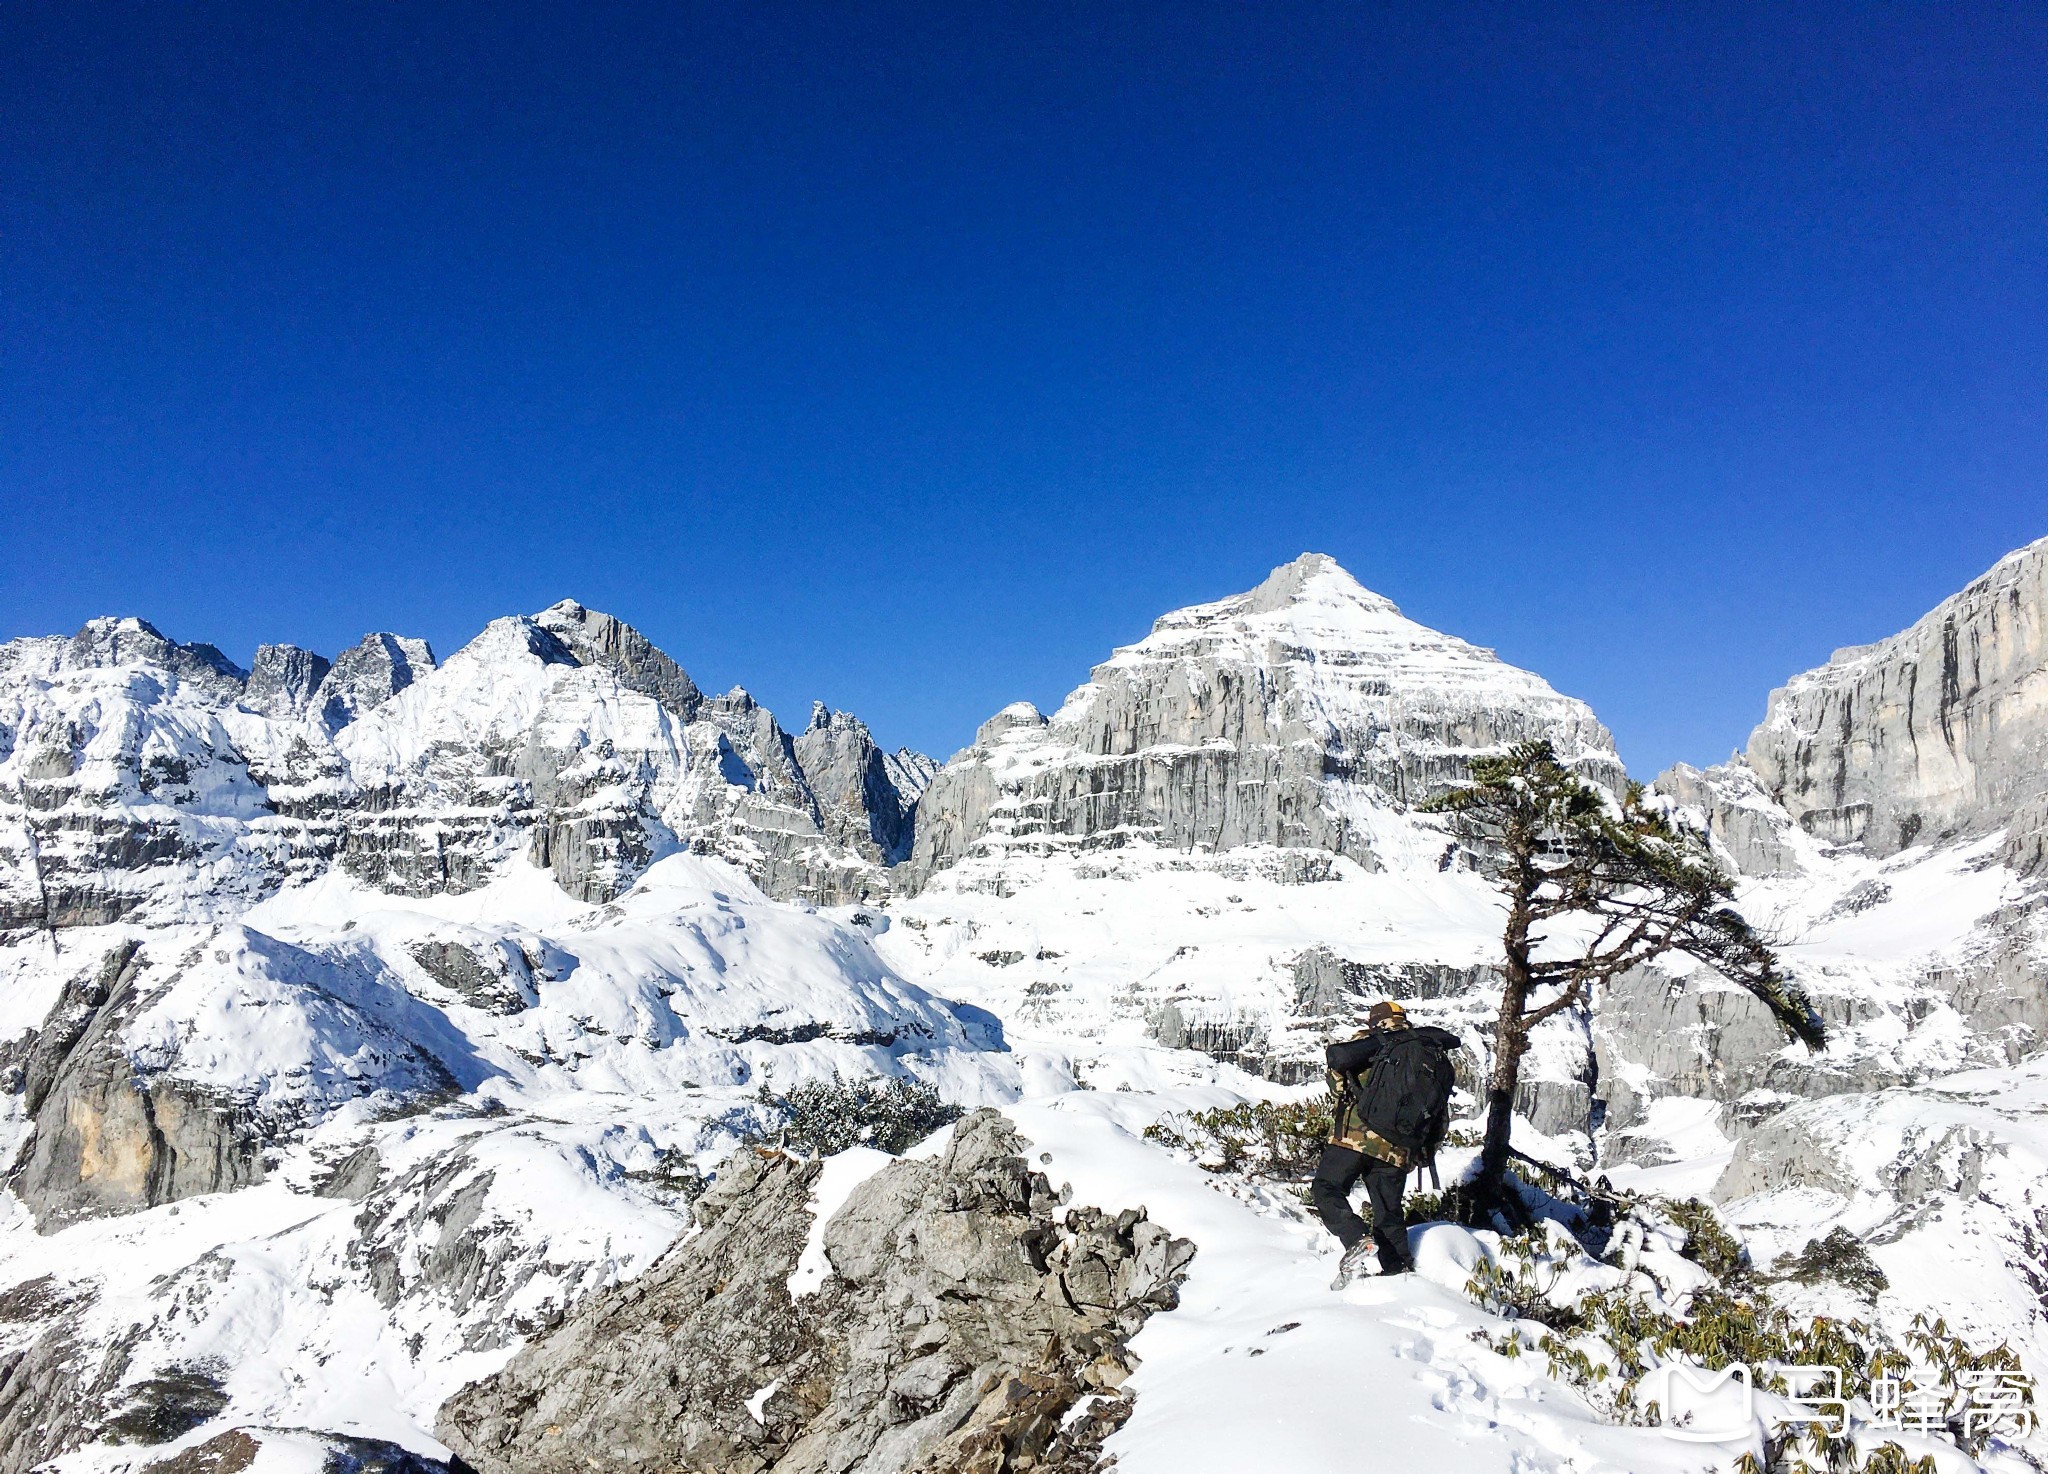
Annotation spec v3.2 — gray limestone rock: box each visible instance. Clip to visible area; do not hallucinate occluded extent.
[1590,964,1904,1135]
[1744,535,2048,863]
[0,621,277,931]
[1652,760,1805,878]
[346,1145,603,1352]
[901,554,1623,891]
[1931,894,2048,1056]
[4,933,466,1231]
[794,703,918,864]
[314,633,436,733]
[534,599,703,719]
[0,1281,149,1474]
[1712,1094,1999,1208]
[6,942,269,1229]
[312,1143,384,1203]
[63,618,246,699]
[408,941,534,1016]
[243,645,332,721]
[437,1109,1194,1474]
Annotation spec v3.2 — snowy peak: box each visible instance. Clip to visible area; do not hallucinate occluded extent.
[336,615,580,773]
[57,615,248,698]
[1168,549,1398,628]
[534,599,703,719]
[1123,552,1400,658]
[1088,552,1603,734]
[904,555,1621,886]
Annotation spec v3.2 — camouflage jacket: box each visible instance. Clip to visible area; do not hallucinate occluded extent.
[1326,1058,1411,1168]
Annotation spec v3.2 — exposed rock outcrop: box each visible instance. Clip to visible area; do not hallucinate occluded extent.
[1743,535,2048,864]
[5,933,471,1230]
[534,599,701,718]
[438,1110,1194,1474]
[314,633,436,733]
[795,703,920,864]
[5,941,270,1228]
[1651,760,1806,878]
[244,644,332,720]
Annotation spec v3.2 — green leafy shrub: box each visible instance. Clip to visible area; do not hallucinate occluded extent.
[1403,1189,1454,1225]
[1142,1098,1332,1179]
[1775,1226,1889,1300]
[1471,1247,2026,1468]
[1663,1197,1748,1281]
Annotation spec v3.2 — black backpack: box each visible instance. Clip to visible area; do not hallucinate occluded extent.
[1354,1030,1457,1158]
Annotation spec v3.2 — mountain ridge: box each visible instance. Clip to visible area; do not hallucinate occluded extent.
[3,542,2047,1472]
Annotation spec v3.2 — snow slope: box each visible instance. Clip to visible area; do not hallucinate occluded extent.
[3,546,2047,1473]
[0,855,1018,1468]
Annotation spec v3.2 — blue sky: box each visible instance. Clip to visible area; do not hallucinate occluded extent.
[4,4,2043,774]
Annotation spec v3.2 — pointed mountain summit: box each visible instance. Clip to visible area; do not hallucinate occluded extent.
[902,553,1620,887]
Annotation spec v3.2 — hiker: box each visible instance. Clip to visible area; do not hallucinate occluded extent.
[1312,1000,1462,1286]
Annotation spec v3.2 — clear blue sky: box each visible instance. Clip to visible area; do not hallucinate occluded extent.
[5,4,2043,775]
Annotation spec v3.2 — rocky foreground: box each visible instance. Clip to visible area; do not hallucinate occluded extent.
[440,1110,1193,1474]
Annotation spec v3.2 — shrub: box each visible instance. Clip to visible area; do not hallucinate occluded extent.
[102,1364,229,1445]
[750,1073,965,1157]
[1142,1098,1332,1179]
[1662,1197,1748,1281]
[623,1146,708,1203]
[1775,1226,1889,1300]
[1469,1230,2027,1469]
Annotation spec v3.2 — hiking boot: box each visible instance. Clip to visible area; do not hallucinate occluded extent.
[1329,1239,1377,1289]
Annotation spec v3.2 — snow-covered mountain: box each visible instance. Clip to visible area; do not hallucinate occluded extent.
[902,551,1622,889]
[1,544,2045,1474]
[0,600,932,934]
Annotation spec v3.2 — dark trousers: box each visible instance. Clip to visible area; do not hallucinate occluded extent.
[1310,1143,1413,1271]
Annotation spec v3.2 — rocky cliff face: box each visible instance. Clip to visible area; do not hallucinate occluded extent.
[439,1110,1193,1474]
[316,632,436,732]
[902,554,1621,890]
[1608,537,2048,1157]
[0,602,934,925]
[1742,535,2048,865]
[5,542,2048,1474]
[4,928,474,1228]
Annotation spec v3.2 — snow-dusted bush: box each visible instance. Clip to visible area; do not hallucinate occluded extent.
[1468,1207,2029,1470]
[750,1073,964,1157]
[1141,1099,1332,1178]
[1776,1226,1889,1301]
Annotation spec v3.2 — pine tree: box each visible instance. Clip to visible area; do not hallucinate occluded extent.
[1423,739,1824,1211]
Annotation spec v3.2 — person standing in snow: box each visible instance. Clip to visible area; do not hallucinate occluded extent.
[1313,1000,1462,1286]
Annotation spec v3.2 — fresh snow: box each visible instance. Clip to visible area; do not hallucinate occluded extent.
[787,1144,897,1298]
[3,557,2046,1473]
